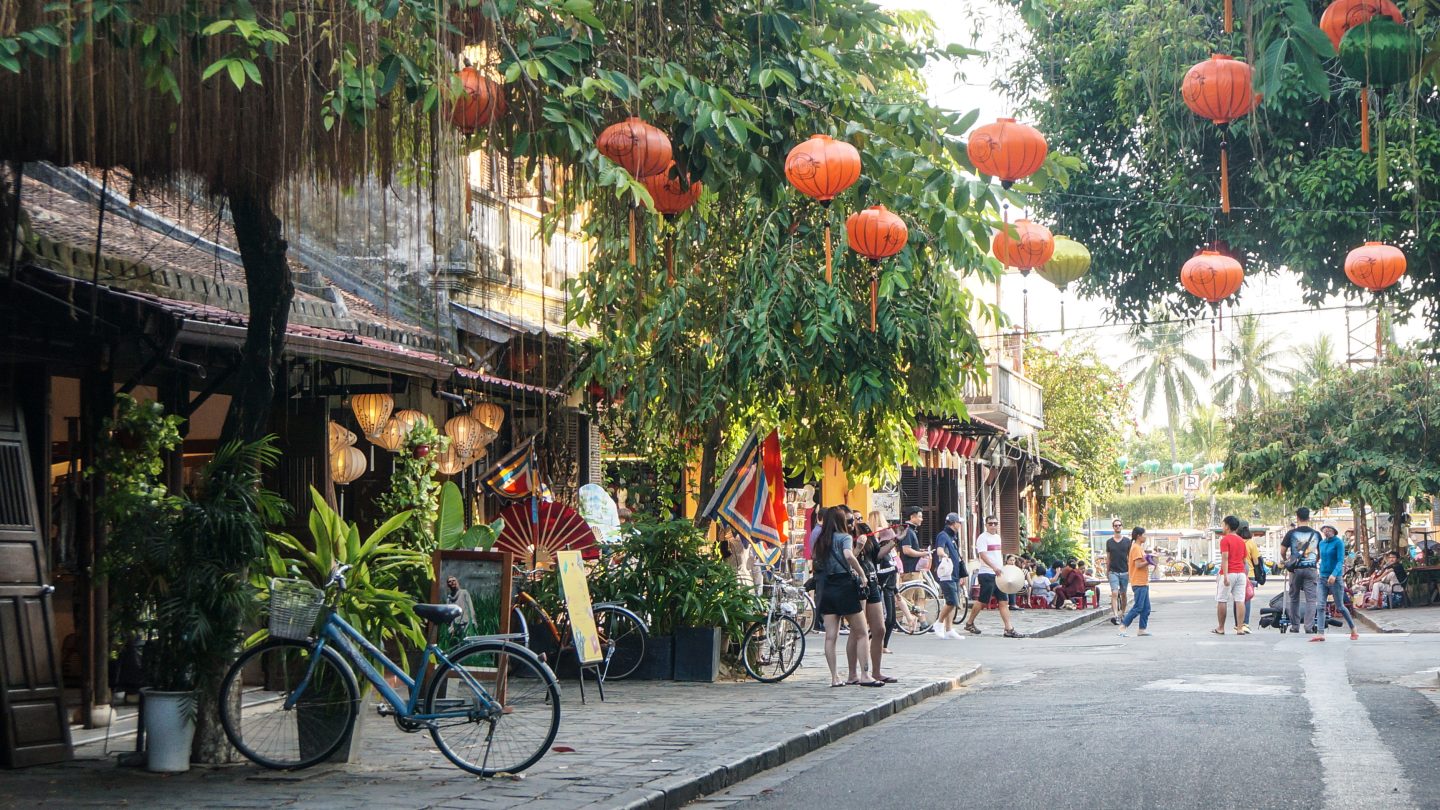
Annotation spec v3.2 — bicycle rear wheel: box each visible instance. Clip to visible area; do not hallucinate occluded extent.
[219,639,359,770]
[592,605,647,681]
[424,640,560,776]
[896,584,941,634]
[741,615,805,682]
[794,590,817,633]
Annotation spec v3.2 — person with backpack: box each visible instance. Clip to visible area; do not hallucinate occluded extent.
[1313,524,1359,642]
[1281,507,1323,635]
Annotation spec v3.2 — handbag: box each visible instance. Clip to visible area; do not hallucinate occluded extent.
[1254,555,1267,585]
[1244,577,1256,601]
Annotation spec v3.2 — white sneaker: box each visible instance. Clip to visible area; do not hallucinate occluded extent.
[946,630,966,640]
[931,623,944,635]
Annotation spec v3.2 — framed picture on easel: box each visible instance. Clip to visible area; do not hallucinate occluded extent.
[431,550,513,695]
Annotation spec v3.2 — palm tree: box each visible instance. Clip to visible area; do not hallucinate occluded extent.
[1284,334,1339,389]
[1124,308,1209,465]
[1182,403,1228,463]
[1214,314,1287,411]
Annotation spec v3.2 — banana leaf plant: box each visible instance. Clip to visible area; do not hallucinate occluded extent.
[434,481,504,551]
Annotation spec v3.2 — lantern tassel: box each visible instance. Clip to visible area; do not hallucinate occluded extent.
[1060,299,1066,334]
[1360,86,1371,154]
[1211,315,1218,371]
[666,236,675,287]
[628,207,637,265]
[824,223,833,283]
[1219,141,1230,214]
[1224,0,1233,33]
[1377,97,1388,191]
[869,267,879,332]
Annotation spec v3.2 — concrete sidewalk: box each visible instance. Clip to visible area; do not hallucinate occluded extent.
[1356,604,1440,634]
[2,635,982,810]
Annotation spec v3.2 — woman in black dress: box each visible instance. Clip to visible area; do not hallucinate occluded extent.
[814,508,875,687]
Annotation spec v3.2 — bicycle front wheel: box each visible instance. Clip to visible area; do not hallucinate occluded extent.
[424,640,560,776]
[896,584,941,635]
[1171,564,1191,583]
[741,615,805,682]
[592,605,647,681]
[795,590,817,633]
[219,639,359,770]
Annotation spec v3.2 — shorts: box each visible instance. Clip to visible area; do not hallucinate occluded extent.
[939,579,960,607]
[1108,572,1130,592]
[1215,572,1247,603]
[865,581,883,605]
[976,573,1003,604]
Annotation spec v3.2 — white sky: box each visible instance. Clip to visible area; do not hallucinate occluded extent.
[881,0,1428,428]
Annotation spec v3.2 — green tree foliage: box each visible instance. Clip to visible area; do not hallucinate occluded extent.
[1098,494,1289,530]
[1124,309,1209,463]
[1025,342,1127,532]
[1284,333,1340,388]
[1182,403,1230,463]
[1005,0,1440,343]
[1214,314,1289,411]
[1224,352,1440,550]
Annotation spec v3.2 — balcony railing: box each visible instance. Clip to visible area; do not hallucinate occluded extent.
[962,362,1045,433]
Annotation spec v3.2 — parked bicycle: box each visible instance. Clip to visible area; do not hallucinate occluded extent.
[220,566,560,776]
[894,570,951,635]
[740,567,807,682]
[510,567,649,681]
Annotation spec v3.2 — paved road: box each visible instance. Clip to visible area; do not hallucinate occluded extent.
[700,582,1440,810]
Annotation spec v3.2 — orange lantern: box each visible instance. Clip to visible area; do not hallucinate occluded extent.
[642,162,704,285]
[1181,250,1245,369]
[1181,55,1258,214]
[598,117,673,264]
[1344,241,1405,291]
[845,205,909,331]
[1320,0,1404,52]
[448,67,507,134]
[966,118,1048,189]
[786,135,862,283]
[990,219,1055,273]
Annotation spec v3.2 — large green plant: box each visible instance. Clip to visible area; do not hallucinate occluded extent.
[434,481,503,551]
[256,488,429,657]
[377,421,448,555]
[592,520,760,640]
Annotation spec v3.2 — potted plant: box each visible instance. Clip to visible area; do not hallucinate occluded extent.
[253,487,428,761]
[98,401,286,771]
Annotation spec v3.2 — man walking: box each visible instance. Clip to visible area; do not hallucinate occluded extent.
[1105,518,1131,625]
[1214,516,1248,634]
[1281,507,1322,635]
[932,514,966,639]
[962,516,1021,638]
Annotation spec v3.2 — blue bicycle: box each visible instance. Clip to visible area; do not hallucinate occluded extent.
[219,565,560,775]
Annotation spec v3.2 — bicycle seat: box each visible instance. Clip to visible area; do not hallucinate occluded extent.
[414,603,463,625]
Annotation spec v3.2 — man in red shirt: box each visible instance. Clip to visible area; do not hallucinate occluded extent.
[1214,515,1249,635]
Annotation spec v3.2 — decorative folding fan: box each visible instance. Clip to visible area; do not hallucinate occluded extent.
[494,501,600,569]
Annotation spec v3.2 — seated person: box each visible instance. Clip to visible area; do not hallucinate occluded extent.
[1029,570,1054,606]
[1052,560,1088,608]
[1368,552,1407,607]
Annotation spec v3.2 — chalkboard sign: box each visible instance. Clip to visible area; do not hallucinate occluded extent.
[430,550,513,649]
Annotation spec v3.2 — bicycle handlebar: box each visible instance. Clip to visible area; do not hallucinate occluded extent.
[327,564,353,592]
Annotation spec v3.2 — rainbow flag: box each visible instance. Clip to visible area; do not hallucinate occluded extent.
[703,430,788,555]
[482,439,538,500]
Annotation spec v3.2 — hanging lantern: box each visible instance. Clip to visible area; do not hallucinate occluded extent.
[642,162,704,286]
[966,119,1048,189]
[508,344,540,374]
[448,67,507,134]
[925,427,945,449]
[391,409,431,449]
[435,444,471,476]
[1181,249,1245,369]
[371,417,405,452]
[1339,19,1419,180]
[786,134,862,283]
[1344,241,1406,291]
[991,219,1056,273]
[1181,55,1258,214]
[598,117,673,265]
[328,421,357,453]
[1038,236,1091,333]
[350,393,394,439]
[1320,0,1403,52]
[330,446,368,485]
[845,205,909,331]
[470,401,505,433]
[445,414,495,460]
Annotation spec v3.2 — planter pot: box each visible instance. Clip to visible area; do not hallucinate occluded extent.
[141,689,196,773]
[673,627,721,683]
[630,634,674,680]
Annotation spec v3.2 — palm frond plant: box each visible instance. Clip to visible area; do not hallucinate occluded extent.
[1124,308,1209,465]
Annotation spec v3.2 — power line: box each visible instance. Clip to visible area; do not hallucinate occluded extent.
[973,302,1363,341]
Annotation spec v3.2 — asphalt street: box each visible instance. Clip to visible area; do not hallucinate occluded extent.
[697,582,1440,810]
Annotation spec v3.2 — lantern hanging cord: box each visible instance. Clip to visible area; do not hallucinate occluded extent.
[1033,188,1425,219]
[971,302,1357,341]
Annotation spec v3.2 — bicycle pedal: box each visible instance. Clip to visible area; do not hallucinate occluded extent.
[374,703,395,717]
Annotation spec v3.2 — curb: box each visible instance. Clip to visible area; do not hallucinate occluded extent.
[1354,609,1387,634]
[1026,608,1110,638]
[607,664,983,810]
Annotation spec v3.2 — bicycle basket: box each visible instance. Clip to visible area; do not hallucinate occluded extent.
[268,578,324,641]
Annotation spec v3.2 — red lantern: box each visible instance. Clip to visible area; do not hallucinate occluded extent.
[926,427,945,449]
[642,162,703,286]
[1182,250,1245,370]
[786,135,862,284]
[448,67,506,134]
[1181,55,1258,214]
[845,205,909,332]
[1344,241,1406,291]
[947,433,965,453]
[597,117,672,265]
[1321,0,1404,52]
[913,424,926,441]
[991,219,1055,273]
[966,118,1049,189]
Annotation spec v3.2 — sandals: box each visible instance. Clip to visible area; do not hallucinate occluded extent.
[830,682,847,688]
[856,680,885,687]
[877,675,898,683]
[1210,628,1225,635]
[963,624,981,635]
[1003,628,1023,639]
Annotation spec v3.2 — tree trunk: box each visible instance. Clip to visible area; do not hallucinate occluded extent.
[692,414,726,532]
[1165,406,1178,493]
[1391,495,1407,554]
[1356,500,1372,570]
[220,185,292,444]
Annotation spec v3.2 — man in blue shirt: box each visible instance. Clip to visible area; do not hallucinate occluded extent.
[933,514,966,639]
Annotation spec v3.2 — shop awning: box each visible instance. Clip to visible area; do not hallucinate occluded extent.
[450,301,587,343]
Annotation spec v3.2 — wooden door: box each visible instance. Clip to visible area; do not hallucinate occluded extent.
[0,389,71,767]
